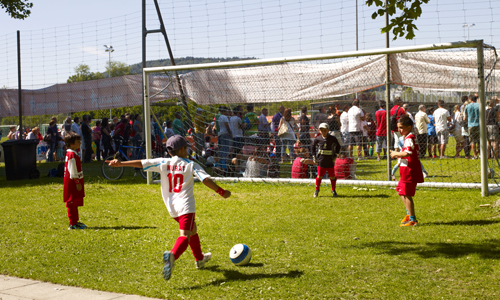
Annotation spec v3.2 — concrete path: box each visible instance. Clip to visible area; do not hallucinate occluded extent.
[0,275,163,300]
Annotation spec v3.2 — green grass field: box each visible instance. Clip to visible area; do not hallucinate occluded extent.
[1,161,500,299]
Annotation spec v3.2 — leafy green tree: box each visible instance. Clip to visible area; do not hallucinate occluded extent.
[67,64,104,83]
[1,0,32,19]
[105,61,131,77]
[366,0,430,40]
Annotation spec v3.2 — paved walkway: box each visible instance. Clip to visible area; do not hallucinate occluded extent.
[0,275,163,300]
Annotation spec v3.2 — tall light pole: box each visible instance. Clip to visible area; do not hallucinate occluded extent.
[462,23,475,40]
[104,45,114,119]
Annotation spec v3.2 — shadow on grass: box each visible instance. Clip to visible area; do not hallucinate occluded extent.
[426,219,500,226]
[336,194,391,199]
[357,239,500,259]
[90,226,157,230]
[181,266,303,290]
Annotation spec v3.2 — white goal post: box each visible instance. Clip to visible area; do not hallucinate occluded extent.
[142,40,496,196]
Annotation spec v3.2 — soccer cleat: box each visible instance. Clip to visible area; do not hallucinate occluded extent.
[162,250,175,280]
[68,223,85,230]
[400,215,410,224]
[423,171,428,178]
[332,190,338,197]
[400,220,418,227]
[313,190,319,198]
[195,252,212,269]
[76,222,87,229]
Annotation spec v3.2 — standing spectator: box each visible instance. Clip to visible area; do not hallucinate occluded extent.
[375,101,388,161]
[7,126,16,140]
[71,117,81,135]
[93,120,102,162]
[313,106,328,130]
[112,116,119,125]
[47,120,58,162]
[326,106,342,144]
[244,105,259,137]
[486,99,499,158]
[113,115,128,144]
[13,125,22,140]
[258,108,271,153]
[272,105,285,162]
[278,108,297,163]
[460,96,471,159]
[414,105,430,158]
[433,100,452,158]
[365,112,377,157]
[218,107,232,170]
[390,97,406,150]
[298,106,311,149]
[193,108,205,157]
[172,112,185,136]
[214,106,224,135]
[340,104,350,146]
[229,106,244,155]
[403,104,415,123]
[464,95,480,159]
[165,121,175,139]
[101,118,113,158]
[347,99,365,158]
[81,115,93,163]
[64,117,72,133]
[452,104,465,158]
[427,107,438,158]
[132,114,143,159]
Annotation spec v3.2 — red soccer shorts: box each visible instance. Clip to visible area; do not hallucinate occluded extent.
[397,181,417,197]
[317,166,336,179]
[174,213,196,231]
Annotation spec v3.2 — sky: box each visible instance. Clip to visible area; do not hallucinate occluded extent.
[1,0,499,89]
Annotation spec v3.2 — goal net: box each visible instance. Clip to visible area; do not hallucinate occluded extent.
[142,41,499,196]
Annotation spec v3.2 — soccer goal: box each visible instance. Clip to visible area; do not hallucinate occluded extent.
[142,40,499,197]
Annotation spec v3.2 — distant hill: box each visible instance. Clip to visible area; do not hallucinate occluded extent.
[129,56,257,74]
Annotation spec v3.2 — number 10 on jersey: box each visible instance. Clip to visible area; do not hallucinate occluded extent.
[167,173,184,193]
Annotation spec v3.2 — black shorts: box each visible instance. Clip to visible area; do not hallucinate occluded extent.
[428,135,438,145]
[349,131,363,146]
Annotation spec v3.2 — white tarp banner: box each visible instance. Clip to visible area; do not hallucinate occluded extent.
[0,50,498,116]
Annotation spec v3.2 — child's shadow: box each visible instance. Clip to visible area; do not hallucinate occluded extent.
[181,265,303,290]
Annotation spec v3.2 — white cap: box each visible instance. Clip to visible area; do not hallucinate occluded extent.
[318,123,329,129]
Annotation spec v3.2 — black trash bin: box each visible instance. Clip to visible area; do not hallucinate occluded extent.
[1,139,40,180]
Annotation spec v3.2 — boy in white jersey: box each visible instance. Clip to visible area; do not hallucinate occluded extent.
[107,135,231,281]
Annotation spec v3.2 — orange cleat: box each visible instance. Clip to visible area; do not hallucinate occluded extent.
[400,220,418,227]
[400,215,410,224]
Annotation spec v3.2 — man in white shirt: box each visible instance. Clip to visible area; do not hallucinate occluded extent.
[229,106,244,154]
[414,105,430,158]
[347,99,365,158]
[340,104,350,146]
[433,100,452,158]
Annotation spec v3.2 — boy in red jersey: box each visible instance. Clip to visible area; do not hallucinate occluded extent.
[107,135,231,280]
[63,132,87,230]
[311,123,341,197]
[390,116,424,227]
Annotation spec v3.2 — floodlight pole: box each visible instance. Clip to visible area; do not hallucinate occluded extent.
[384,0,392,181]
[104,45,114,119]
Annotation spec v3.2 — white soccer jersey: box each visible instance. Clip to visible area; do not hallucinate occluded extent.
[141,156,211,218]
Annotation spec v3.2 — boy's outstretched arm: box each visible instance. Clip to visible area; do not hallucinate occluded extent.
[106,159,143,169]
[202,178,231,198]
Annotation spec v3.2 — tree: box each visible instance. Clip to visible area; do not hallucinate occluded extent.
[67,64,104,83]
[366,0,430,40]
[1,0,33,19]
[105,61,132,77]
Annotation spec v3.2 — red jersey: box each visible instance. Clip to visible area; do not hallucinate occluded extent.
[390,105,405,133]
[291,157,308,178]
[63,149,85,203]
[375,109,387,137]
[334,157,355,179]
[399,133,424,183]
